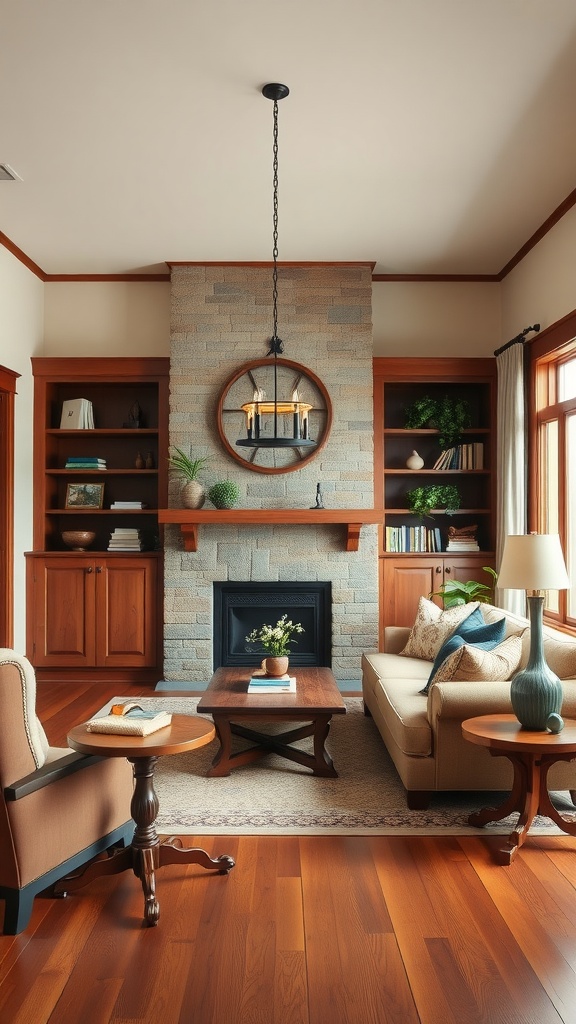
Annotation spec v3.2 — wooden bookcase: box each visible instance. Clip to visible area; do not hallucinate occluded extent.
[373,357,497,642]
[26,357,169,682]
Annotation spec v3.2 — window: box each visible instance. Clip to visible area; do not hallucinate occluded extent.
[532,346,576,627]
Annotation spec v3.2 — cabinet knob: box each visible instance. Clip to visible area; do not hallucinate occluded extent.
[445,566,451,574]
[435,566,442,574]
[96,566,102,573]
[86,566,93,574]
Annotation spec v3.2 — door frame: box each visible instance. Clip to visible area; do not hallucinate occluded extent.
[0,364,21,648]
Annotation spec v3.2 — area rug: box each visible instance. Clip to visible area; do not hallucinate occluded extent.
[110,696,576,836]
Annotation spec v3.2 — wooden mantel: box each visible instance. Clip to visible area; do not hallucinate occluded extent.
[158,509,383,552]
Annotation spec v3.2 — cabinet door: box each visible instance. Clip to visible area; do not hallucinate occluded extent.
[382,558,442,628]
[27,556,96,667]
[96,557,158,668]
[445,556,495,591]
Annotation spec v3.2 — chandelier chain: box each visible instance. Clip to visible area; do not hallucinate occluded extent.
[272,98,279,343]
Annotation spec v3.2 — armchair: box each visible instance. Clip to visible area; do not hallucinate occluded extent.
[0,649,134,934]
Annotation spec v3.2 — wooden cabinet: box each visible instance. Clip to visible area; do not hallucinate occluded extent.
[382,555,494,628]
[26,553,160,673]
[27,358,169,682]
[374,358,497,643]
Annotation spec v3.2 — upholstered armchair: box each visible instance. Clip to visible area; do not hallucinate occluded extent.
[0,649,134,934]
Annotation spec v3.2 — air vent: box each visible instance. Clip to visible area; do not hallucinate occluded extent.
[0,164,22,181]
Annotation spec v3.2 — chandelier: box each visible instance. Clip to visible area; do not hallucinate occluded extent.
[236,83,316,451]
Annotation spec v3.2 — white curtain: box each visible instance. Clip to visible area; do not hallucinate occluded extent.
[495,343,527,615]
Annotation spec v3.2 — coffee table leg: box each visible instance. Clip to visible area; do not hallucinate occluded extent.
[312,715,337,777]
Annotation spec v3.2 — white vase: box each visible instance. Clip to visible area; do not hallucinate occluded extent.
[406,450,424,470]
[181,480,206,509]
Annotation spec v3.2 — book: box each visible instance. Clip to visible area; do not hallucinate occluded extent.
[86,704,172,736]
[66,456,106,463]
[248,677,296,694]
[60,398,94,429]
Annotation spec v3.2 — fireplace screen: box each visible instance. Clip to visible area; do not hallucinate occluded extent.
[213,582,331,669]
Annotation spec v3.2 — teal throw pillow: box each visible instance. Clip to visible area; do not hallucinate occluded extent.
[420,610,506,695]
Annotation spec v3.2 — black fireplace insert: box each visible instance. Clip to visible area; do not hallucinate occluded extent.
[213,581,332,669]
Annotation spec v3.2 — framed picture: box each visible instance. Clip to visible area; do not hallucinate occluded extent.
[65,482,105,509]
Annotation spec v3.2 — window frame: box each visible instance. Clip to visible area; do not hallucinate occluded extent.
[528,316,576,632]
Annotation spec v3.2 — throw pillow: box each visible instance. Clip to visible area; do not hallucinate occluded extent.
[432,634,523,684]
[421,614,507,694]
[399,597,480,662]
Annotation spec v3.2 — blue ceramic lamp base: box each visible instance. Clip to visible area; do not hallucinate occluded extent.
[510,595,564,732]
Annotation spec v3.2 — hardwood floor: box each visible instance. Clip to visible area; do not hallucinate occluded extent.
[2,681,576,1023]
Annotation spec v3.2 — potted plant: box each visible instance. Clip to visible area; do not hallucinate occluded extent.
[406,483,461,519]
[208,480,240,510]
[405,395,471,449]
[429,566,498,607]
[245,614,305,677]
[167,447,211,509]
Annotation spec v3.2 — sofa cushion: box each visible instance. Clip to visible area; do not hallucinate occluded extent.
[432,633,523,683]
[362,652,432,756]
[421,614,507,694]
[399,597,480,661]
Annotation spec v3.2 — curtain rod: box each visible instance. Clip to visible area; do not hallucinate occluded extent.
[494,323,540,357]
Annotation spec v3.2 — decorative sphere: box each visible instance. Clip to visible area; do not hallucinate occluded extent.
[546,712,564,734]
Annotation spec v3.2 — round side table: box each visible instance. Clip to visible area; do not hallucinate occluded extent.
[57,714,235,925]
[462,714,576,865]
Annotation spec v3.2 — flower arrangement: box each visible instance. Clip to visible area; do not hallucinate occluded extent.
[245,614,304,657]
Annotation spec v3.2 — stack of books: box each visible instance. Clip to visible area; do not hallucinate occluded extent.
[247,673,296,694]
[446,536,480,552]
[110,500,147,509]
[107,527,143,551]
[65,455,107,470]
[60,398,94,429]
[385,525,442,552]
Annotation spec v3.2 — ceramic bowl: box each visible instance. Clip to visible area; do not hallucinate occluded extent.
[61,530,96,551]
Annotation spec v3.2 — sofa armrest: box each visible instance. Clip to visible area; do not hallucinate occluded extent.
[384,626,410,655]
[4,751,104,801]
[427,681,514,726]
[428,677,576,727]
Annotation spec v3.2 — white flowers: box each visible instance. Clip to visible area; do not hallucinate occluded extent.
[245,614,304,656]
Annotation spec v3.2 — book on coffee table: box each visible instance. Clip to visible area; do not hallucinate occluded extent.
[247,676,296,694]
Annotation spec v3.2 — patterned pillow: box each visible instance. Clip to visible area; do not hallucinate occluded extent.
[399,598,480,661]
[432,634,523,683]
[421,614,507,694]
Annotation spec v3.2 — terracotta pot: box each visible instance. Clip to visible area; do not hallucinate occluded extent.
[264,656,289,678]
[181,480,206,509]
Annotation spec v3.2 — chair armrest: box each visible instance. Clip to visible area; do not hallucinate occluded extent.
[4,752,104,801]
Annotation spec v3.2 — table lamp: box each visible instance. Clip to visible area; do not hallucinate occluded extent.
[498,533,570,730]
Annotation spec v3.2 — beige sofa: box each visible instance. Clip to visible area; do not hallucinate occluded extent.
[362,604,576,808]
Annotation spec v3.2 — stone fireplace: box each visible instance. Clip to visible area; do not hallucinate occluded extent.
[163,263,378,683]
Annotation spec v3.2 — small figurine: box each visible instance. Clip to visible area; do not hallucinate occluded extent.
[135,452,144,469]
[124,400,143,428]
[310,482,325,509]
[145,451,155,469]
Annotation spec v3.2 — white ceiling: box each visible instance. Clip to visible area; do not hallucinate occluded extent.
[2,0,576,277]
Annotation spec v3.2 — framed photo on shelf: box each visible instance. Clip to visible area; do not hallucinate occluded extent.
[65,482,105,509]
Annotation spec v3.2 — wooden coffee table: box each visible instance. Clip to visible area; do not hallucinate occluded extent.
[197,666,346,777]
[462,714,576,865]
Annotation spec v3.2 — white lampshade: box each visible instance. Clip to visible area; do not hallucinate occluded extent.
[498,533,570,591]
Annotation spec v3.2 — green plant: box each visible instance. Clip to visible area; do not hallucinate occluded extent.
[245,614,305,656]
[208,480,240,509]
[430,566,498,607]
[405,394,471,449]
[167,447,211,481]
[406,484,461,519]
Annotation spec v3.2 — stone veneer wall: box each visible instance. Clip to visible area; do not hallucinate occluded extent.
[164,263,378,682]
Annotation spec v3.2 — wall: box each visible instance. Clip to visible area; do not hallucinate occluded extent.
[500,204,576,339]
[165,264,378,682]
[43,281,171,355]
[372,281,502,356]
[0,248,44,651]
